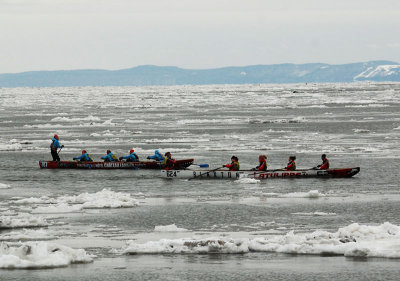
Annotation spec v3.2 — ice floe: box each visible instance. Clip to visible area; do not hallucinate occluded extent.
[154,224,190,232]
[120,222,400,258]
[0,241,93,269]
[0,214,50,229]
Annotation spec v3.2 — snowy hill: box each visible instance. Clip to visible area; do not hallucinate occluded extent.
[0,61,399,87]
[354,65,400,81]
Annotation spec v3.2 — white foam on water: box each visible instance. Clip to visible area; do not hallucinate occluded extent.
[0,142,22,151]
[31,203,83,214]
[51,115,100,122]
[0,214,50,229]
[154,224,190,232]
[280,190,324,198]
[120,222,400,259]
[0,183,10,189]
[353,128,371,134]
[292,212,337,216]
[0,229,55,241]
[235,177,260,184]
[0,241,93,269]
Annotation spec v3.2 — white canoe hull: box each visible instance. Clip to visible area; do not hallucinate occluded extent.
[161,167,360,180]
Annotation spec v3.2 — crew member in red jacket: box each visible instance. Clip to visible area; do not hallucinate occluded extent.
[317,154,330,170]
[224,156,240,171]
[163,152,177,170]
[285,156,296,171]
[256,155,268,171]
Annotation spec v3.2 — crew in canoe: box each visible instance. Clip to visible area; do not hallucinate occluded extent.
[317,154,329,170]
[101,150,118,162]
[119,149,139,162]
[223,156,240,171]
[147,149,165,161]
[163,152,177,170]
[285,156,296,170]
[50,134,64,162]
[73,150,93,162]
[254,155,268,171]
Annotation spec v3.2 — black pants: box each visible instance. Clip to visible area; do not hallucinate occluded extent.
[51,149,60,162]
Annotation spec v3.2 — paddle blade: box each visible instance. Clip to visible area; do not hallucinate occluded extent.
[198,164,209,168]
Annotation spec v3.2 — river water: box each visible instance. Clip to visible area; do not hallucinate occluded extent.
[1,83,400,280]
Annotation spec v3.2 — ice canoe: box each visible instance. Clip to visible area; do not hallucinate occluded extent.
[39,159,194,170]
[161,167,360,179]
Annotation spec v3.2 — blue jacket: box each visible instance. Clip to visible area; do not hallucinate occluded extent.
[121,152,139,161]
[74,153,93,161]
[101,152,117,162]
[50,138,61,150]
[147,151,164,161]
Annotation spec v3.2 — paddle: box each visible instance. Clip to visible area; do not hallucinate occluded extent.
[192,164,209,168]
[58,146,64,154]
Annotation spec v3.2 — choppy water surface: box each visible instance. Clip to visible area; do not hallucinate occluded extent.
[1,83,400,280]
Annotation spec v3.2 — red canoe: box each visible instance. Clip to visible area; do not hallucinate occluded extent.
[39,159,194,170]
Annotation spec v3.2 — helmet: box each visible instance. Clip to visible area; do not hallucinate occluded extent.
[130,149,134,154]
[107,150,111,154]
[259,155,266,160]
[321,154,326,159]
[54,134,59,140]
[155,149,159,154]
[165,152,171,156]
[82,150,86,154]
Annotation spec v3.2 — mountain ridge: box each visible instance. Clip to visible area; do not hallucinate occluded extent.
[1,60,399,87]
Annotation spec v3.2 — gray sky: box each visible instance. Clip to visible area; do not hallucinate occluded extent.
[1,0,400,73]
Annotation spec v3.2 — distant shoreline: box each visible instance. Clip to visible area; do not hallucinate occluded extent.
[1,61,400,87]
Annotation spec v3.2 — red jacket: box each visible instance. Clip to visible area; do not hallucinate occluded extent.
[257,160,267,171]
[320,158,329,170]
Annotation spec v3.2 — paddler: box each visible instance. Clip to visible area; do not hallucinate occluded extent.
[147,149,165,161]
[101,150,118,162]
[223,156,240,171]
[73,150,93,162]
[119,149,139,162]
[317,154,329,170]
[254,155,268,171]
[285,156,296,171]
[163,152,177,170]
[50,134,64,162]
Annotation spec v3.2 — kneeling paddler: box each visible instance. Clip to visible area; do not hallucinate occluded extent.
[224,156,240,171]
[119,149,139,162]
[101,150,118,162]
[163,152,176,170]
[73,150,93,162]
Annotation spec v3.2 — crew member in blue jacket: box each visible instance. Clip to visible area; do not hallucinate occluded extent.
[50,134,64,162]
[147,149,165,161]
[73,150,93,162]
[101,150,118,162]
[119,149,139,162]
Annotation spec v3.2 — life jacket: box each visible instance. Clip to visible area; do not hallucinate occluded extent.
[320,158,329,170]
[110,153,118,161]
[86,154,93,162]
[258,160,267,171]
[163,156,175,170]
[50,138,59,151]
[286,160,296,171]
[226,161,240,171]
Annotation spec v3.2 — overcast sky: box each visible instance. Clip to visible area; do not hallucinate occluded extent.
[1,0,400,73]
